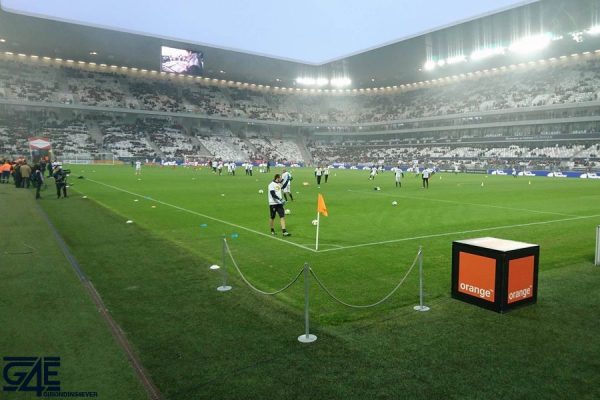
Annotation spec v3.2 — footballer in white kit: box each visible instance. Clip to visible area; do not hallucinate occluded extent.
[393,167,404,188]
[281,169,293,201]
[369,166,377,180]
[268,174,291,236]
[135,160,141,175]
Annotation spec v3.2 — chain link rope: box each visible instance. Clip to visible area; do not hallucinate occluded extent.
[224,239,304,295]
[309,249,421,308]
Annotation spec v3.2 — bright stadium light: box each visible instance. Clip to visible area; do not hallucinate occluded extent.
[470,47,505,61]
[509,34,552,54]
[437,59,446,67]
[296,77,315,86]
[297,77,336,87]
[446,55,466,65]
[330,77,351,87]
[424,61,436,71]
[586,26,600,35]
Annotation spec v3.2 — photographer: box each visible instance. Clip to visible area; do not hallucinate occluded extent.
[53,165,68,199]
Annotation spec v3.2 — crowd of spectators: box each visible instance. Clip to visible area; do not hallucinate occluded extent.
[307,138,600,169]
[2,55,600,167]
[3,56,600,124]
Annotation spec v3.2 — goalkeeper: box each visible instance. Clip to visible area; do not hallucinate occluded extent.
[268,174,291,236]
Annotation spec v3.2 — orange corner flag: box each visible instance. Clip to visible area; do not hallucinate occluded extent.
[317,193,328,216]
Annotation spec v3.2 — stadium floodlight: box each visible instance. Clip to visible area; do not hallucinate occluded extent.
[297,77,331,87]
[586,26,600,35]
[509,34,552,54]
[330,77,351,87]
[446,55,467,65]
[296,77,314,85]
[437,59,446,67]
[423,61,436,71]
[470,47,505,61]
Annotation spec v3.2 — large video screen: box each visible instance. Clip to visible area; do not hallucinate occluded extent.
[160,46,204,75]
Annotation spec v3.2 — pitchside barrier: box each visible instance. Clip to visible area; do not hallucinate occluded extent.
[209,237,429,343]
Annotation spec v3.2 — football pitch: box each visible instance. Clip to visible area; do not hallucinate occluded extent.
[35,165,600,398]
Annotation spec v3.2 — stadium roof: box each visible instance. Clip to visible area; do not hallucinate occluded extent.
[1,0,599,89]
[0,0,535,64]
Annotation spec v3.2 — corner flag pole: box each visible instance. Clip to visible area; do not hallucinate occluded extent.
[315,211,321,251]
[315,193,328,251]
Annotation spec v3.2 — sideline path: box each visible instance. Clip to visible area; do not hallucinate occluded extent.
[0,184,156,399]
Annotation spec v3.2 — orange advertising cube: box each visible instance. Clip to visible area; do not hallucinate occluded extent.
[451,237,539,313]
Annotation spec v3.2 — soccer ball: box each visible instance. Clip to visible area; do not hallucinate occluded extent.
[392,201,398,206]
[285,209,291,215]
[258,189,264,194]
[311,219,318,226]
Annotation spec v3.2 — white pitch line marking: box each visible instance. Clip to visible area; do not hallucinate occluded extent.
[346,189,579,217]
[81,178,599,254]
[84,178,316,253]
[317,213,600,253]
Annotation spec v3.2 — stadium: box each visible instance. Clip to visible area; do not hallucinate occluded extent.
[1,0,599,398]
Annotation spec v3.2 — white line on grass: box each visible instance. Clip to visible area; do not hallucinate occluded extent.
[347,189,579,217]
[316,213,600,253]
[84,178,317,253]
[83,178,599,254]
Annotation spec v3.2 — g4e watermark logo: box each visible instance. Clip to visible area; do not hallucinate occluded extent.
[3,356,60,396]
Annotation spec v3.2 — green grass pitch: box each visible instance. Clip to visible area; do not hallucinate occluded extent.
[33,165,600,398]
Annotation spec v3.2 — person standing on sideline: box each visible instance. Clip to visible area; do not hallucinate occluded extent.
[53,165,68,198]
[422,168,430,189]
[394,166,404,188]
[324,166,330,183]
[33,165,44,199]
[135,160,142,175]
[281,169,293,202]
[268,174,291,236]
[20,160,32,189]
[0,160,11,184]
[315,166,323,186]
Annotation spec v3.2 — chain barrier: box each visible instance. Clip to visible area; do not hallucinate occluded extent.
[224,238,304,295]
[309,248,421,309]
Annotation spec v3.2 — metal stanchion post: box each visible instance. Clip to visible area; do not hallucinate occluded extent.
[596,225,600,266]
[298,263,317,343]
[413,246,430,312]
[217,236,232,292]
